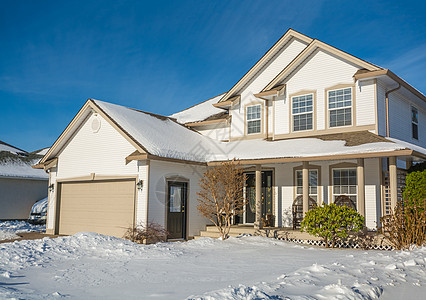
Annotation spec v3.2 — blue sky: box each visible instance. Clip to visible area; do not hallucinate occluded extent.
[1,0,425,151]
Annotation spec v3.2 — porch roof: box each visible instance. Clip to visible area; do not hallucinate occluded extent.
[207,131,426,165]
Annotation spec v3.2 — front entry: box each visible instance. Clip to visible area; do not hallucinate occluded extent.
[167,181,187,239]
[236,171,273,225]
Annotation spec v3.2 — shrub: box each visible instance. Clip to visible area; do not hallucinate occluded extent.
[197,160,246,240]
[301,203,364,248]
[381,170,426,250]
[402,170,426,208]
[124,222,168,244]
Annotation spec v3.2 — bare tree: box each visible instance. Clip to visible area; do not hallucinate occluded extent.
[197,160,246,240]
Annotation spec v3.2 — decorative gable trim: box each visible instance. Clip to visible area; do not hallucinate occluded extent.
[39,99,148,165]
[218,29,312,103]
[262,39,382,92]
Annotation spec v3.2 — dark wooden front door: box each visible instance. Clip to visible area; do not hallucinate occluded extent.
[167,182,187,239]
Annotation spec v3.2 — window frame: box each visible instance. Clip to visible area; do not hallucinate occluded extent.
[327,87,353,128]
[291,93,314,132]
[332,167,357,207]
[246,104,262,135]
[411,106,419,140]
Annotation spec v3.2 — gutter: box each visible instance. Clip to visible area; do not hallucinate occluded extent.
[385,84,401,137]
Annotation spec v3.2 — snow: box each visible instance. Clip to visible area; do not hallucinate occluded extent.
[169,93,225,124]
[0,141,27,155]
[30,197,48,214]
[0,221,45,241]
[92,99,426,164]
[0,159,49,179]
[0,232,424,299]
[94,99,220,162]
[34,147,49,156]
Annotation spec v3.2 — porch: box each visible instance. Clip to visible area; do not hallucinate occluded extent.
[194,225,393,250]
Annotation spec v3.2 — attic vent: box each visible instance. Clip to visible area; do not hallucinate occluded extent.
[91,116,101,133]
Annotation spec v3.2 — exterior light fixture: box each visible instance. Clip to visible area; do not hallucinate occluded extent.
[48,184,54,192]
[137,180,143,190]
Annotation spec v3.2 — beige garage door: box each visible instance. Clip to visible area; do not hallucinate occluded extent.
[58,179,136,238]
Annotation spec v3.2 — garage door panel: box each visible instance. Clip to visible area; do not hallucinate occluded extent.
[58,180,135,238]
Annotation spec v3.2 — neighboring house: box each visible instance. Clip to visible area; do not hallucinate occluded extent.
[0,140,49,220]
[36,29,426,239]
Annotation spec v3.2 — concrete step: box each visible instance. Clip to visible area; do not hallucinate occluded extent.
[197,230,241,239]
[205,226,258,234]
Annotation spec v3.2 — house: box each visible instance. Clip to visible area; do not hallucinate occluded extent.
[0,140,49,220]
[35,29,426,239]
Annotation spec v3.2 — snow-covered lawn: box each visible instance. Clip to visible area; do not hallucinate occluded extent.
[0,221,45,241]
[0,232,424,299]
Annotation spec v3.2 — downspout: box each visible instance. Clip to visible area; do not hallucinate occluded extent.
[385,84,401,137]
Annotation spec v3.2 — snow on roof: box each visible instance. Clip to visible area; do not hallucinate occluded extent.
[93,100,221,162]
[0,140,27,155]
[210,138,414,162]
[0,159,48,179]
[169,93,225,124]
[33,148,50,156]
[94,100,426,163]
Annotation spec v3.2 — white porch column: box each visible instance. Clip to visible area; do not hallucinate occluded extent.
[254,164,263,229]
[302,161,309,216]
[389,157,398,211]
[357,158,365,218]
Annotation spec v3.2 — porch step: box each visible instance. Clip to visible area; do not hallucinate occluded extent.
[198,230,241,239]
[205,225,257,234]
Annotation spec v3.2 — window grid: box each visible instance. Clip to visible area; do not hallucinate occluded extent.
[412,107,418,140]
[332,168,357,205]
[328,88,352,127]
[292,94,313,131]
[296,170,318,201]
[247,105,261,134]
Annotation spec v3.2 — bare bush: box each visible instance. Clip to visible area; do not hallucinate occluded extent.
[380,199,426,250]
[197,159,246,240]
[124,222,168,244]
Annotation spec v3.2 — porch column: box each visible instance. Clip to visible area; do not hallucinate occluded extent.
[302,161,309,216]
[254,164,263,229]
[389,156,398,211]
[357,158,365,218]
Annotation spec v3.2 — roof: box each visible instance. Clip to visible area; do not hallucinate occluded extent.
[0,140,27,155]
[0,152,48,179]
[219,29,313,103]
[169,93,225,124]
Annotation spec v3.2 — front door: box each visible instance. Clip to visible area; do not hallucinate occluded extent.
[167,181,187,239]
[239,171,273,224]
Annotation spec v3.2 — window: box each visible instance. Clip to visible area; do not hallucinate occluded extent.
[332,168,357,206]
[328,88,352,127]
[292,94,313,131]
[247,105,261,134]
[412,107,418,140]
[296,170,318,202]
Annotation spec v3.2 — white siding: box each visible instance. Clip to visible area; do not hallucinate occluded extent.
[356,79,376,127]
[278,49,360,134]
[230,38,309,139]
[388,90,426,148]
[136,161,149,225]
[197,124,229,141]
[238,38,309,98]
[376,81,387,136]
[46,169,57,230]
[56,113,138,179]
[364,158,381,229]
[148,160,208,237]
[274,94,289,135]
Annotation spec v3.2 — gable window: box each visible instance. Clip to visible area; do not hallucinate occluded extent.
[332,168,357,208]
[247,105,261,134]
[292,94,313,131]
[412,106,418,140]
[328,88,352,127]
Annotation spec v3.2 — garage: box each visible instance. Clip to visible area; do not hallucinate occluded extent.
[57,179,136,238]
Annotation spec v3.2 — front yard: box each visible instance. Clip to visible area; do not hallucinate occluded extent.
[0,222,425,299]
